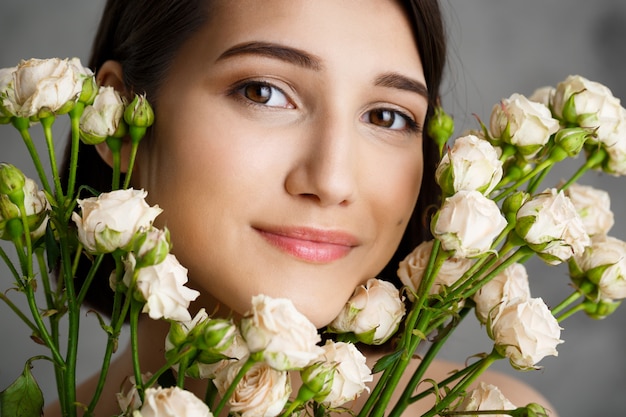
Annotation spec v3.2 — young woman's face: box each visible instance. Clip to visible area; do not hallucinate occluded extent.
[135,0,428,327]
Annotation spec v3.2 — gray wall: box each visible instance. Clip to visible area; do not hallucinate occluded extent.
[1,1,625,415]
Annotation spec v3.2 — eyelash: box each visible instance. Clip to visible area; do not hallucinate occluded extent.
[228,80,421,134]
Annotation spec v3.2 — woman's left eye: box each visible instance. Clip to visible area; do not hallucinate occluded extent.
[361,108,419,132]
[235,81,294,109]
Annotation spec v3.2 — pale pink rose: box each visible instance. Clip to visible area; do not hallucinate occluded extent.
[2,57,92,118]
[552,75,626,147]
[138,386,213,417]
[435,134,503,195]
[79,85,125,144]
[490,93,560,158]
[116,373,155,416]
[516,188,590,265]
[433,190,508,258]
[490,298,563,370]
[528,86,555,107]
[572,235,626,301]
[241,295,323,370]
[0,175,50,241]
[72,188,162,254]
[329,278,405,345]
[473,262,531,324]
[454,382,516,417]
[563,183,614,237]
[398,240,474,301]
[213,361,291,417]
[123,253,199,322]
[318,340,373,408]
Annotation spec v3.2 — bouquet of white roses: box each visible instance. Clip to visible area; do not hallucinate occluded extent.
[1,57,625,417]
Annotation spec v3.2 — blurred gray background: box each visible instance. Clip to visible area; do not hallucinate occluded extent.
[1,1,625,415]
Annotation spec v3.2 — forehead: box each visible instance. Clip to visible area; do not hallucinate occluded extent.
[201,0,425,82]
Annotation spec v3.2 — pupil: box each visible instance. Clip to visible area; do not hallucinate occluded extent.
[373,110,394,127]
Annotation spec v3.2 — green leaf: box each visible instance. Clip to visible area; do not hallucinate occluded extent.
[0,361,44,417]
[372,349,403,374]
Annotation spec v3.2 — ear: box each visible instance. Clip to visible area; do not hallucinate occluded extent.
[94,60,133,172]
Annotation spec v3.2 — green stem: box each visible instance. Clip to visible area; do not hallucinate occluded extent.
[106,137,123,190]
[410,359,483,403]
[66,104,85,201]
[76,254,105,305]
[129,300,145,401]
[0,291,38,333]
[526,164,552,195]
[12,117,53,200]
[123,141,140,189]
[493,158,554,202]
[550,291,583,317]
[558,147,607,191]
[0,245,20,283]
[556,303,586,322]
[40,116,64,200]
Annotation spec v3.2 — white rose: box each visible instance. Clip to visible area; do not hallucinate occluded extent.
[563,182,614,237]
[528,86,555,107]
[398,240,474,301]
[72,188,162,254]
[213,361,291,417]
[0,66,16,118]
[516,188,591,265]
[573,235,626,301]
[435,134,503,195]
[138,386,213,417]
[473,262,531,324]
[552,75,626,147]
[454,382,516,417]
[432,190,508,258]
[241,295,323,370]
[489,93,560,158]
[124,253,200,322]
[328,278,405,345]
[603,130,626,176]
[0,176,50,241]
[79,85,125,144]
[318,340,372,408]
[490,297,563,370]
[3,57,92,118]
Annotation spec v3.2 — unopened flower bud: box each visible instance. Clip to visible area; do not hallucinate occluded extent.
[79,75,98,105]
[511,402,550,417]
[0,163,26,203]
[553,127,593,159]
[193,318,237,353]
[124,94,154,144]
[427,106,455,153]
[131,226,171,268]
[300,361,335,401]
[582,297,621,319]
[501,191,530,223]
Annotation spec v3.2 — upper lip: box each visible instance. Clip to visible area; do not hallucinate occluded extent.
[253,225,361,247]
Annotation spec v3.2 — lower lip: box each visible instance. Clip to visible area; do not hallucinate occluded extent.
[256,230,354,263]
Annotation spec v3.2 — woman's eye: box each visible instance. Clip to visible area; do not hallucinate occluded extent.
[237,82,294,108]
[363,108,418,132]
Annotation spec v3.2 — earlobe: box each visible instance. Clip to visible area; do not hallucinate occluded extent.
[94,60,132,172]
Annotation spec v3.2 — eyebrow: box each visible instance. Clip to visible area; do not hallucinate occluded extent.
[217,41,324,71]
[374,72,429,99]
[217,41,428,99]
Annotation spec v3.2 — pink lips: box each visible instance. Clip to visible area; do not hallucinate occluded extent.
[255,226,359,263]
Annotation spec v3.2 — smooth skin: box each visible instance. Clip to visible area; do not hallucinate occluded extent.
[47,1,557,415]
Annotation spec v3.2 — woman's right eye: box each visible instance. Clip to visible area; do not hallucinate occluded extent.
[234,81,294,109]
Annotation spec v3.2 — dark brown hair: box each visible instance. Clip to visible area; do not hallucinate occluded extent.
[62,0,446,314]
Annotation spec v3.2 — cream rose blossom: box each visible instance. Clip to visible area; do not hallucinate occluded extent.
[137,386,213,417]
[516,188,590,265]
[435,134,503,195]
[123,253,199,322]
[72,188,162,254]
[473,262,531,324]
[572,235,626,302]
[490,93,560,158]
[398,240,474,301]
[116,373,155,416]
[213,361,291,417]
[79,85,125,144]
[490,297,563,370]
[563,182,614,237]
[454,382,516,417]
[552,75,626,147]
[318,340,373,408]
[241,295,323,370]
[328,278,405,345]
[2,57,92,118]
[432,190,508,258]
[0,175,50,241]
[528,86,555,107]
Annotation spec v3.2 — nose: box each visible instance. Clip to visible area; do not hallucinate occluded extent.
[284,115,357,207]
